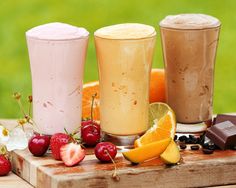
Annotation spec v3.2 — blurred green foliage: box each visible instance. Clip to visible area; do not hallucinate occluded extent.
[0,0,235,118]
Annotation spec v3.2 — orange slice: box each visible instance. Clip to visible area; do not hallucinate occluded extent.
[122,138,171,163]
[149,68,166,103]
[82,81,100,120]
[134,103,176,147]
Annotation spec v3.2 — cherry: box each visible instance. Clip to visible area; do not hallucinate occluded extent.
[28,134,50,157]
[81,93,101,146]
[0,155,11,176]
[81,120,100,146]
[94,142,119,181]
[94,142,117,162]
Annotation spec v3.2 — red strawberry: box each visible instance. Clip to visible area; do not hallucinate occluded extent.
[50,133,70,160]
[0,155,11,176]
[60,143,85,166]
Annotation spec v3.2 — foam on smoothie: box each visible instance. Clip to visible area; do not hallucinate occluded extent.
[94,23,156,39]
[160,14,221,29]
[26,22,89,40]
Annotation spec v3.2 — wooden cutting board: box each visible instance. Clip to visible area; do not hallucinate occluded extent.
[0,172,33,188]
[1,119,236,188]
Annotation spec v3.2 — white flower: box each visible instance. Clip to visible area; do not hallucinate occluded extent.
[0,125,10,145]
[0,125,28,151]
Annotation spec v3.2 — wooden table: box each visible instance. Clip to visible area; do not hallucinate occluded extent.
[1,119,236,188]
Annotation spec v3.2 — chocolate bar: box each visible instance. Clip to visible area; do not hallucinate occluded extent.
[206,121,236,150]
[213,114,236,125]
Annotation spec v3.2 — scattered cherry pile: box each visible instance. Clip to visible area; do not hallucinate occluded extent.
[27,118,117,168]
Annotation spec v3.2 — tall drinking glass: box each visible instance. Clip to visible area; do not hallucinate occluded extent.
[94,23,156,147]
[26,22,89,135]
[160,14,221,133]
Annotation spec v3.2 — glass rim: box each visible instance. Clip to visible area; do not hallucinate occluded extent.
[159,24,221,31]
[94,33,157,41]
[25,34,89,42]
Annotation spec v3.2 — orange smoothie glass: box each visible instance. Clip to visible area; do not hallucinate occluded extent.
[94,23,156,148]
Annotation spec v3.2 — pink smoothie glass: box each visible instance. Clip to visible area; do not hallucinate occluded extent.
[26,22,89,135]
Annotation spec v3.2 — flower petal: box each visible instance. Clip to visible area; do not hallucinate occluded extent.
[6,127,28,151]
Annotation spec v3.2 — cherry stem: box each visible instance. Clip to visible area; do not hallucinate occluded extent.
[90,93,97,122]
[104,149,120,181]
[29,118,42,135]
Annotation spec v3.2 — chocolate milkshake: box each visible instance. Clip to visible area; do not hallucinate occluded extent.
[160,14,221,127]
[26,22,89,135]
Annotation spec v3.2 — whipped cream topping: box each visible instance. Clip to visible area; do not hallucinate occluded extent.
[26,22,89,40]
[94,23,156,39]
[160,14,221,29]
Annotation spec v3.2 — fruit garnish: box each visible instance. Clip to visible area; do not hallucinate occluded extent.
[82,81,100,120]
[81,93,101,146]
[160,140,180,164]
[94,142,117,162]
[134,103,176,147]
[50,133,70,160]
[0,155,11,176]
[94,142,119,181]
[28,135,50,157]
[60,143,85,167]
[149,68,166,103]
[81,120,100,146]
[122,138,171,164]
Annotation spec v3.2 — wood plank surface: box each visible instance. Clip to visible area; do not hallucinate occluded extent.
[0,172,33,188]
[1,119,236,188]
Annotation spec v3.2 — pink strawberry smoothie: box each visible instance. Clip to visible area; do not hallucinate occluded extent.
[26,22,89,135]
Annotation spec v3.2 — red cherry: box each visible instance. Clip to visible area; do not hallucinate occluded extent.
[28,135,50,157]
[94,142,117,162]
[0,155,11,176]
[81,120,100,146]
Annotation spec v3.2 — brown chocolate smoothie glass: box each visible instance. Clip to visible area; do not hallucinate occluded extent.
[160,14,221,133]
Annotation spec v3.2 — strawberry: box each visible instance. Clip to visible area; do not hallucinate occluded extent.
[60,143,85,166]
[0,155,11,176]
[50,133,70,160]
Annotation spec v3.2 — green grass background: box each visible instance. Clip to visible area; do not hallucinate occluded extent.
[0,0,235,118]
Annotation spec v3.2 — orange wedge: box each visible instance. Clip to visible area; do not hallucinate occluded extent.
[82,81,100,120]
[122,138,171,163]
[134,103,176,147]
[160,140,180,164]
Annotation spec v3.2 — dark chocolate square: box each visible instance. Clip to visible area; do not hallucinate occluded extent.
[206,121,236,150]
[214,114,236,125]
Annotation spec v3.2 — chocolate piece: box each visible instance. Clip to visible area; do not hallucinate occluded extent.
[214,114,236,125]
[206,121,236,150]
